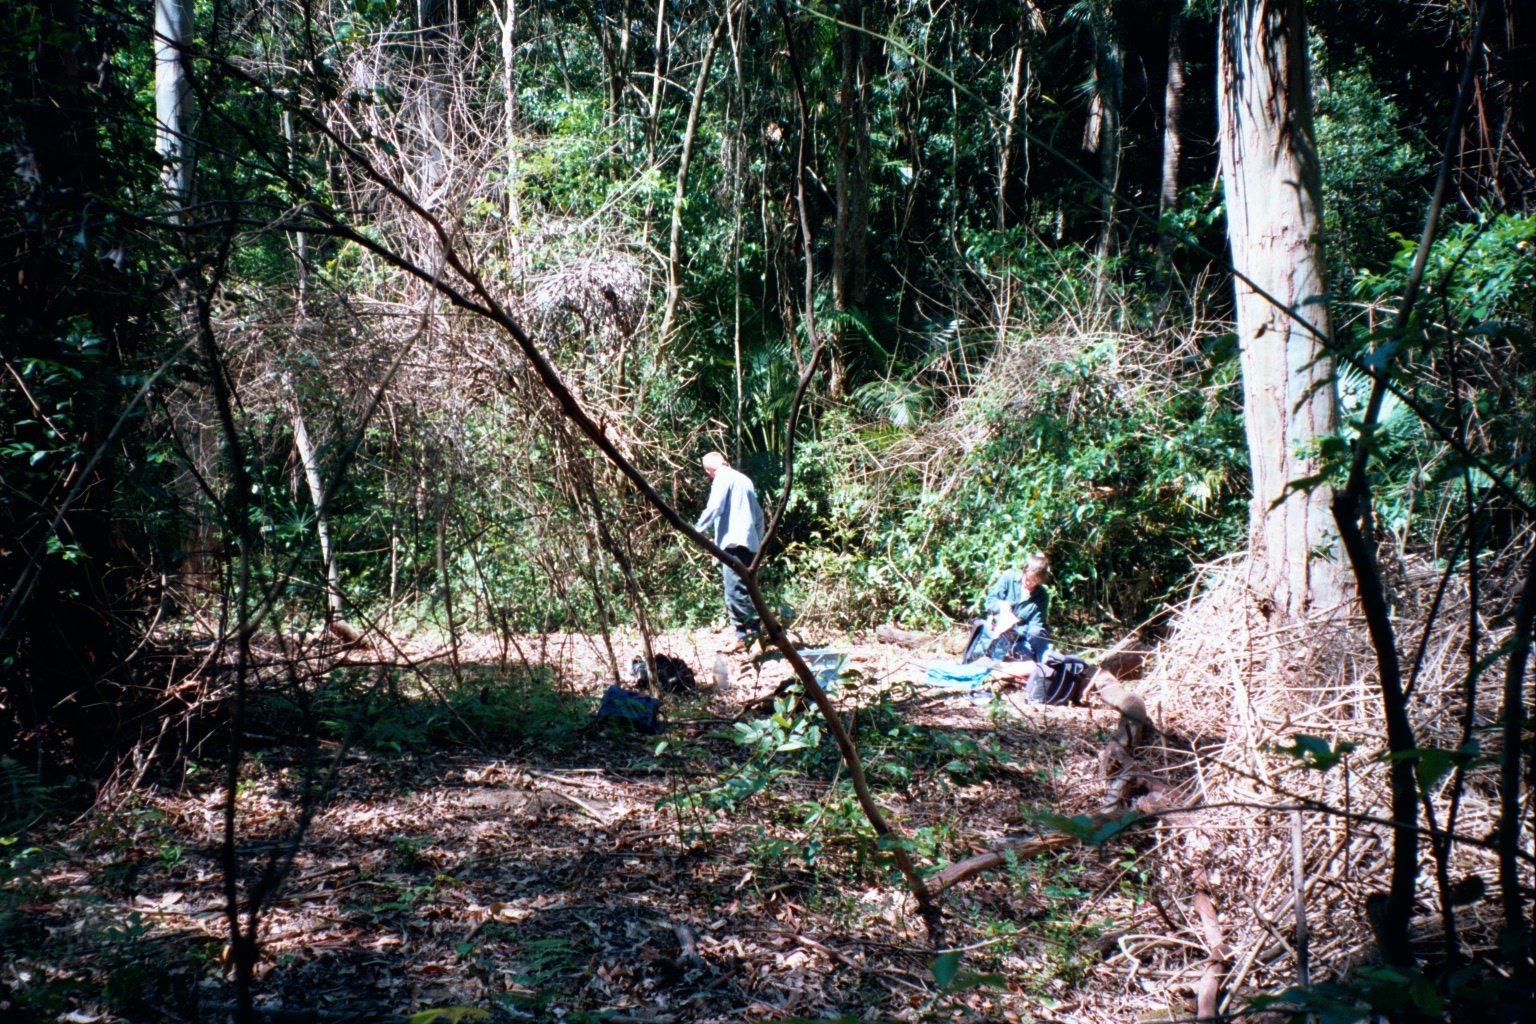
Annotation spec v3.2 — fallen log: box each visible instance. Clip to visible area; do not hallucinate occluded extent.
[874,623,938,648]
[1193,868,1231,1019]
[928,834,1078,895]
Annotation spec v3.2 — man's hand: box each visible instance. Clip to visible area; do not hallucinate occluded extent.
[992,605,1019,634]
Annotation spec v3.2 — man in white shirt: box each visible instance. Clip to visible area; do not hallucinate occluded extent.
[694,452,765,652]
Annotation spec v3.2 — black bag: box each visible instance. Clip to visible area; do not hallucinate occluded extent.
[1039,651,1089,706]
[631,654,698,693]
[990,628,1042,663]
[961,621,989,664]
[596,685,663,733]
[962,621,1045,665]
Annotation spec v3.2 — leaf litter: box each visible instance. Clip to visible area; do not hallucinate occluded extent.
[8,626,1179,1024]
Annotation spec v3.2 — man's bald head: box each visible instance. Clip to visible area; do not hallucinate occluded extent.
[702,451,728,477]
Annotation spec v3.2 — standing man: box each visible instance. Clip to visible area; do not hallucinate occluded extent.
[695,452,765,652]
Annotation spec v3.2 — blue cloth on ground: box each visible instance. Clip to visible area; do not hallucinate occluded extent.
[924,662,994,689]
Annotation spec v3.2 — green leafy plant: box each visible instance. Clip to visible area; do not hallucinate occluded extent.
[407,1008,490,1024]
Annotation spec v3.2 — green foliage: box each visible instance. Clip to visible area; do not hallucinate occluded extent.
[282,664,593,754]
[407,1007,490,1024]
[1313,39,1425,278]
[1379,742,1482,799]
[1004,852,1114,991]
[780,332,1249,633]
[930,950,1005,994]
[1024,808,1144,847]
[1247,961,1522,1024]
[1272,735,1357,774]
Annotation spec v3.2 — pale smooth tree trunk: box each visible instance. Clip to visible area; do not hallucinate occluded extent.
[728,1,745,463]
[1219,0,1348,622]
[292,404,343,620]
[492,0,521,228]
[154,0,194,204]
[1157,0,1186,269]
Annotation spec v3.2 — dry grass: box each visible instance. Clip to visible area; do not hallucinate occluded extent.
[1113,533,1535,1013]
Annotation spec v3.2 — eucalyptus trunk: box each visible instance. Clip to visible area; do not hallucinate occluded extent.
[154,0,194,204]
[1219,0,1349,623]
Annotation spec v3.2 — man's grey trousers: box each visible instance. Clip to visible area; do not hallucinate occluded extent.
[722,545,759,637]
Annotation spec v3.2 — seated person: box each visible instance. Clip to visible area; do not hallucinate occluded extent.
[963,553,1053,699]
[981,551,1051,660]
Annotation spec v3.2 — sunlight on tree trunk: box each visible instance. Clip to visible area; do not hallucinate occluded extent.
[154,0,193,204]
[1219,0,1348,623]
[291,400,343,621]
[491,0,521,229]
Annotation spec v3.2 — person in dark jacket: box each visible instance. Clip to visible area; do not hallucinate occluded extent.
[985,552,1050,653]
[957,552,1053,701]
[978,552,1052,662]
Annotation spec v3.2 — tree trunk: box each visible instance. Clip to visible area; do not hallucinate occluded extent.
[434,484,462,682]
[154,0,194,204]
[657,11,727,345]
[1157,0,1186,270]
[830,0,871,398]
[1088,0,1123,298]
[997,42,1027,231]
[291,405,342,620]
[728,1,745,463]
[492,0,521,228]
[1218,0,1348,623]
[646,0,668,167]
[997,2,1042,231]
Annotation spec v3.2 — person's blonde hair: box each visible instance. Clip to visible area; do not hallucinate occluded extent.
[1024,552,1050,583]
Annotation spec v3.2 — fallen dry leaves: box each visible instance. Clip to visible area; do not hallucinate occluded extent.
[8,628,1205,1024]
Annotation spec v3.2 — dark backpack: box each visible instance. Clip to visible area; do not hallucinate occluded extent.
[962,621,1049,665]
[631,654,698,694]
[1039,651,1089,706]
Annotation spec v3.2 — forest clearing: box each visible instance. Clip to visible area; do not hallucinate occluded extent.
[2,0,1534,1021]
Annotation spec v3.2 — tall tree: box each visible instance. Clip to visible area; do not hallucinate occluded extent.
[154,0,194,203]
[995,2,1042,230]
[658,8,727,344]
[830,0,873,399]
[1219,0,1349,623]
[1086,0,1123,295]
[1156,0,1186,269]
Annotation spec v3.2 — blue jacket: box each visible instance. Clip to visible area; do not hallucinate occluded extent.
[695,466,764,551]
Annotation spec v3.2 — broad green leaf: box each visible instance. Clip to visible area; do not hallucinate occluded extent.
[1272,735,1355,773]
[930,951,961,990]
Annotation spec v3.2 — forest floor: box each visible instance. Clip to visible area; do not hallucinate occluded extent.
[7,628,1196,1024]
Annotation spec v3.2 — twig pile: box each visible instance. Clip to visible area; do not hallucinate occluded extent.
[1117,536,1534,1014]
